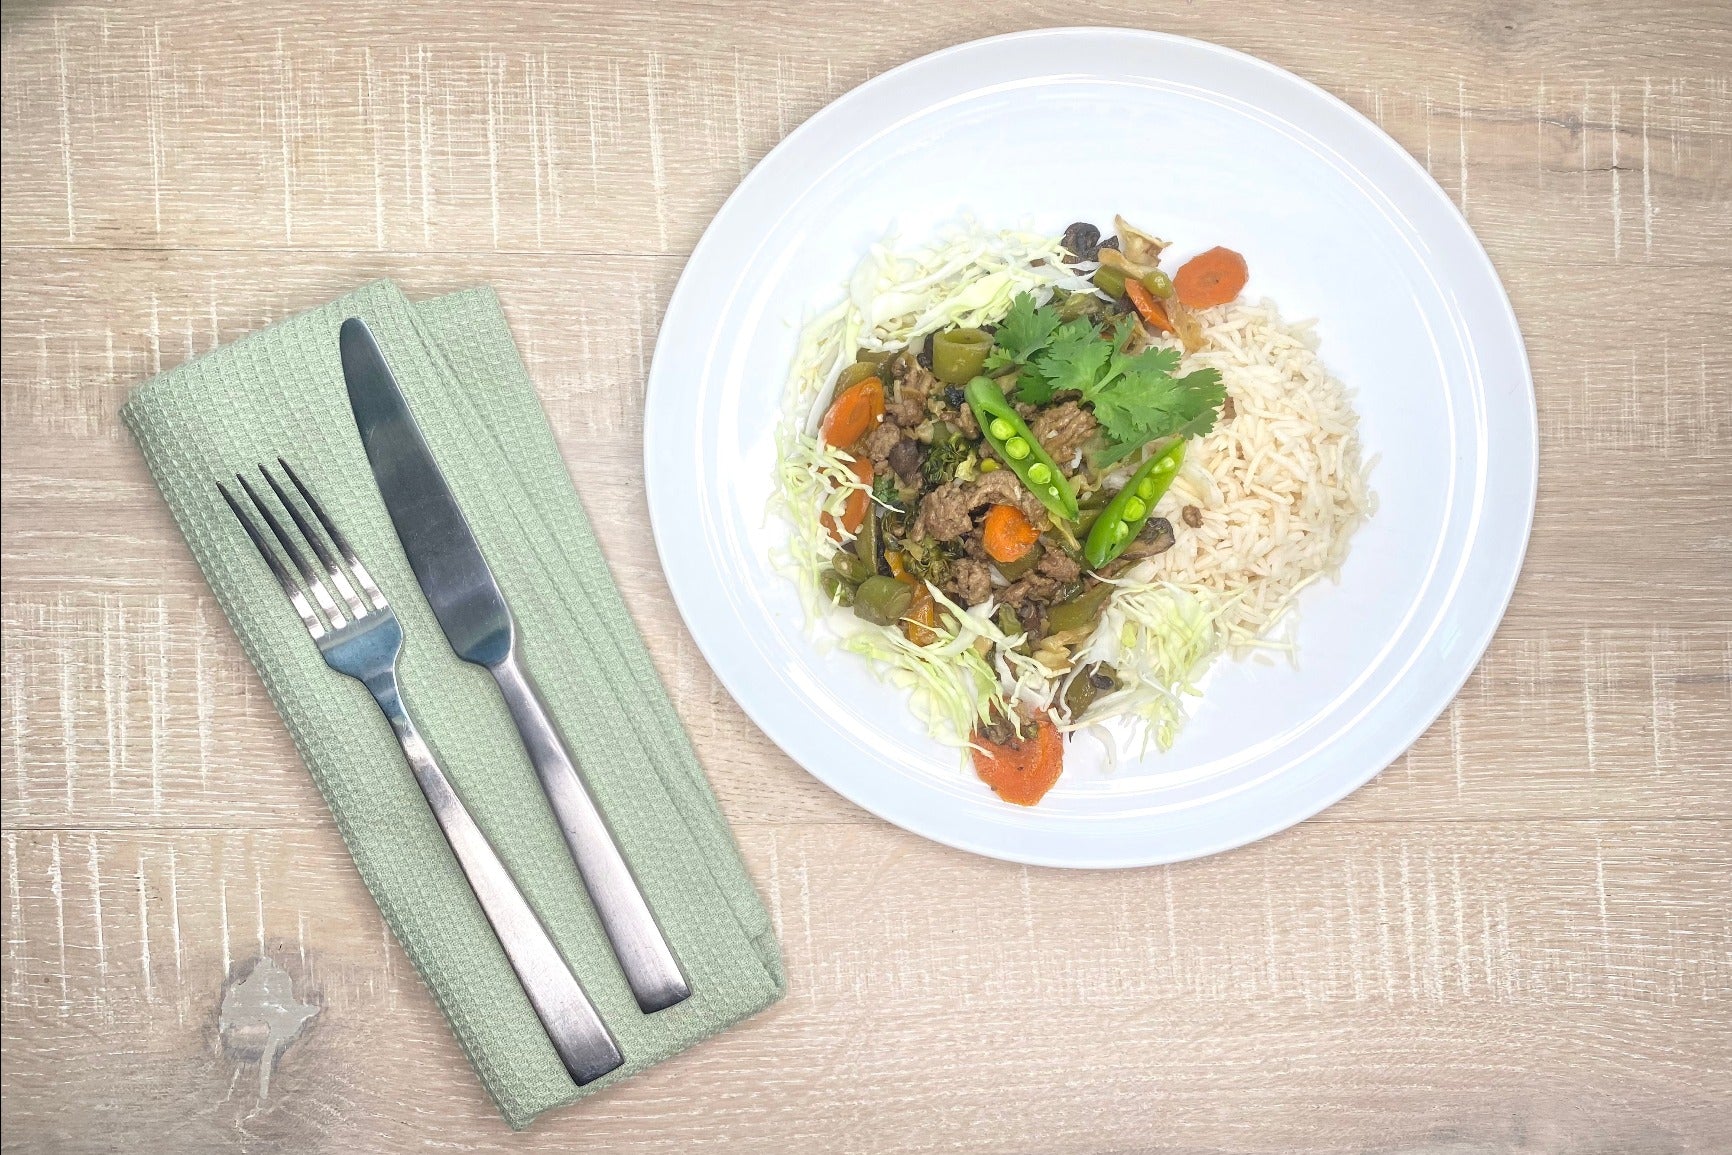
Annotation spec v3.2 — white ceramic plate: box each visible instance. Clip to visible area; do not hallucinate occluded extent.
[643,28,1535,868]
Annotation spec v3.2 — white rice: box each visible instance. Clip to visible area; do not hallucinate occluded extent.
[1150,299,1375,648]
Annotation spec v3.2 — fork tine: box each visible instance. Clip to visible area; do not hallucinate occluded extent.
[218,482,328,640]
[278,457,388,611]
[236,473,349,631]
[260,463,367,620]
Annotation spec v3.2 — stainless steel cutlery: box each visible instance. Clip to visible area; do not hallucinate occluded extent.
[219,461,625,1086]
[340,316,690,1014]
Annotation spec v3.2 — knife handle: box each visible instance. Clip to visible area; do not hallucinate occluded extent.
[365,672,624,1084]
[489,652,692,1013]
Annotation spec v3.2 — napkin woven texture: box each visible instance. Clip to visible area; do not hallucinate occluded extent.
[120,279,785,1129]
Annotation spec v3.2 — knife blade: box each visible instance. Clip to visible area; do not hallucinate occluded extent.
[340,316,691,1013]
[340,318,513,665]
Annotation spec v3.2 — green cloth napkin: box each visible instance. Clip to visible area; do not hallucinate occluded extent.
[121,279,785,1129]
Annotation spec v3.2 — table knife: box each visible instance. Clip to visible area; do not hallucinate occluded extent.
[340,316,691,1014]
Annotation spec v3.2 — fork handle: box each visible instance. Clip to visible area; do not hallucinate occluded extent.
[489,652,691,1013]
[366,673,624,1085]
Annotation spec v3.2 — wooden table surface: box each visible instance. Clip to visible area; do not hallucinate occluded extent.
[3,3,1730,1152]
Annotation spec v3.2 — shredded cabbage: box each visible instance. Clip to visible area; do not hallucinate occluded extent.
[797,222,1098,438]
[1059,565,1228,753]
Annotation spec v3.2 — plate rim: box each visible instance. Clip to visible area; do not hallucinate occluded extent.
[643,26,1538,868]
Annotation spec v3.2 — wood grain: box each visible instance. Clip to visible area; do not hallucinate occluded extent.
[2,1,1729,1152]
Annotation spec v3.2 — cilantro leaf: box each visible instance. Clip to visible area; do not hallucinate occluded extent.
[1037,324,1112,396]
[1012,319,1102,404]
[978,290,1224,462]
[1012,369,1055,405]
[1084,349,1225,455]
[983,292,1065,376]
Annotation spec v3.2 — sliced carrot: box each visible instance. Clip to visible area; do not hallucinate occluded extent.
[970,713,1064,806]
[982,503,1040,564]
[820,457,873,540]
[1173,246,1249,309]
[819,377,885,448]
[902,581,940,646]
[1125,279,1175,335]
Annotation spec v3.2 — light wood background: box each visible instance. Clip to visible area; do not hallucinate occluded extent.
[3,2,1730,1152]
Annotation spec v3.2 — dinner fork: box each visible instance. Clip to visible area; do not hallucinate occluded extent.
[218,460,624,1086]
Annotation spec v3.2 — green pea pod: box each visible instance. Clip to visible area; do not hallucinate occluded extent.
[963,377,1079,523]
[1083,440,1186,569]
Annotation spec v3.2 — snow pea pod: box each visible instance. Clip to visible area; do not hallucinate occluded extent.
[963,376,1078,523]
[1083,440,1185,569]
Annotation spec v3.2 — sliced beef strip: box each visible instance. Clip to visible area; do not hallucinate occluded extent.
[911,468,1048,542]
[999,573,1061,609]
[928,383,980,441]
[942,557,994,607]
[1027,401,1098,468]
[857,419,902,473]
[1036,550,1082,583]
[912,479,977,542]
[954,402,980,439]
[886,351,934,427]
[995,570,1065,636]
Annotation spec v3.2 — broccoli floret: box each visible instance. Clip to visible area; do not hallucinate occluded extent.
[921,434,971,486]
[871,473,905,513]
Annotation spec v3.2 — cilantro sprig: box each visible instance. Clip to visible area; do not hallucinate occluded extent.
[985,292,1225,463]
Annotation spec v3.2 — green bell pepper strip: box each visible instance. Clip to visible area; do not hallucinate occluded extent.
[963,376,1078,522]
[1092,264,1128,298]
[1083,440,1186,568]
[931,328,991,385]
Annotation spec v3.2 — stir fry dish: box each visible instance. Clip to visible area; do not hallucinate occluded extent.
[773,218,1372,807]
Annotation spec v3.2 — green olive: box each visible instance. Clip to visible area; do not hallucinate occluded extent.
[820,570,858,607]
[1141,270,1175,299]
[831,549,874,585]
[853,576,914,627]
[1093,265,1128,298]
[932,328,992,385]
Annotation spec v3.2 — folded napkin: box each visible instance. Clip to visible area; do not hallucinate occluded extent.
[121,280,784,1128]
